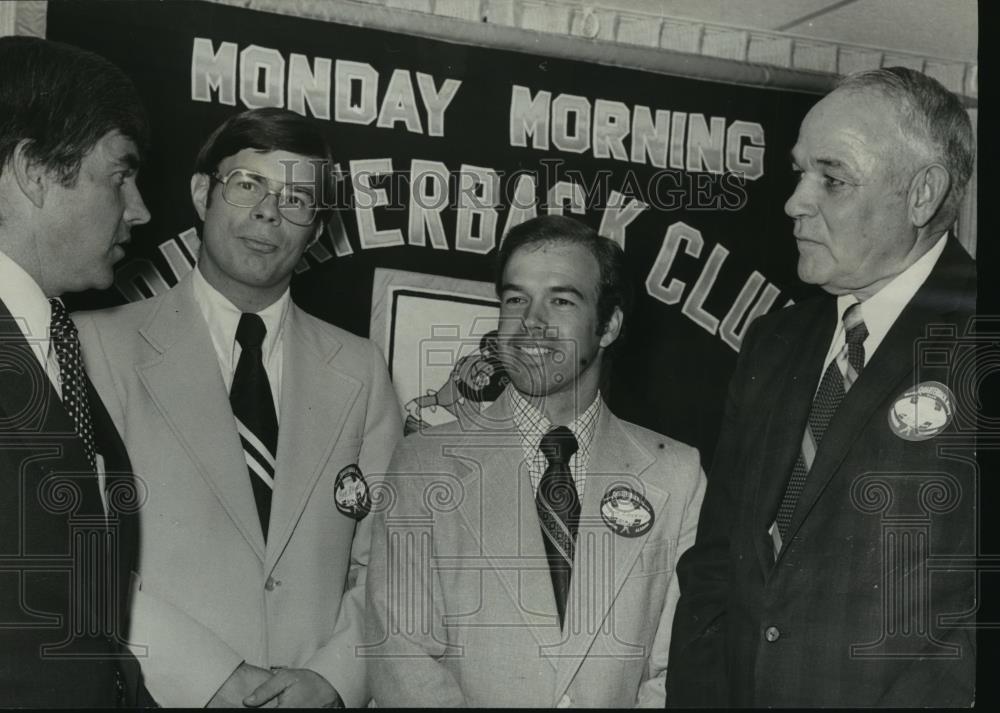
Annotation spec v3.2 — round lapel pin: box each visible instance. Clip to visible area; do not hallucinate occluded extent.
[334,464,370,520]
[600,486,654,538]
[887,380,954,442]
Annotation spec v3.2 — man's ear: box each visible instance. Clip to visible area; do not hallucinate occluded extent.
[599,305,624,349]
[11,139,49,209]
[908,163,951,228]
[190,173,211,221]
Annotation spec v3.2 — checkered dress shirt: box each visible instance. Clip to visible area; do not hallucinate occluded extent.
[508,386,601,499]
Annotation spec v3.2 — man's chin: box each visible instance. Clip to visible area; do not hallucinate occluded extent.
[795,261,824,288]
[65,272,115,295]
[93,268,117,291]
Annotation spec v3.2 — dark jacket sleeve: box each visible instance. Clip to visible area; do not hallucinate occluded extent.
[665,318,766,707]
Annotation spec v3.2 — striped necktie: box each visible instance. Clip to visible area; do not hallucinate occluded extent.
[230,313,278,539]
[776,302,868,542]
[535,426,580,629]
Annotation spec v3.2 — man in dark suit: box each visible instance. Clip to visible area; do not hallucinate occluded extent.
[0,36,152,706]
[666,67,976,707]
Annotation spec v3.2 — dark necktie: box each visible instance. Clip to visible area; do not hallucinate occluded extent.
[776,302,868,541]
[49,299,97,471]
[535,426,581,629]
[230,313,278,540]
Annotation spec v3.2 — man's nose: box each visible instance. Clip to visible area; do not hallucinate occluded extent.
[251,192,282,224]
[124,182,151,226]
[523,301,547,331]
[784,176,816,220]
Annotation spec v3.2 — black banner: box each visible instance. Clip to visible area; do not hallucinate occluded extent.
[48,0,824,464]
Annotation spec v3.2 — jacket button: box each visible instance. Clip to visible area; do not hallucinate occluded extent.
[265,576,276,591]
[764,626,780,642]
[114,668,126,704]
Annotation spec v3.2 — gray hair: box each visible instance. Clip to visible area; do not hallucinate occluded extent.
[836,66,974,222]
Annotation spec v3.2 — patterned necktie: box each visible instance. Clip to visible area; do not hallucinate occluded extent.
[535,425,581,629]
[776,302,868,540]
[230,313,278,540]
[49,299,97,471]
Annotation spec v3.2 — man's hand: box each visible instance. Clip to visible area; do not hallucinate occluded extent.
[207,662,273,707]
[243,668,344,708]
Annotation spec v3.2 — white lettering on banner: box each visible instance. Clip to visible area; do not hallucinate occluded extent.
[681,241,728,332]
[598,191,647,249]
[508,84,766,177]
[191,38,237,105]
[288,53,331,120]
[646,222,703,306]
[645,221,785,351]
[455,165,500,255]
[180,40,788,351]
[190,38,462,136]
[510,85,551,150]
[593,99,630,161]
[630,106,671,168]
[416,73,462,137]
[118,214,786,352]
[240,45,285,109]
[546,181,586,216]
[551,94,591,154]
[377,68,423,133]
[408,160,450,249]
[335,60,379,125]
[726,121,766,181]
[669,112,687,170]
[115,229,200,302]
[685,115,726,174]
[719,273,781,350]
[351,158,405,249]
[501,173,540,239]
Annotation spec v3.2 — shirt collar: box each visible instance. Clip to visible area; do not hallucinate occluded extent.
[508,385,602,462]
[191,265,291,370]
[835,233,947,354]
[0,248,53,352]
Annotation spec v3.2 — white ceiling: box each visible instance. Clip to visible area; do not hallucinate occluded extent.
[596,0,978,63]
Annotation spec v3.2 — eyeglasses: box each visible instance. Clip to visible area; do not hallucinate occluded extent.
[211,168,319,226]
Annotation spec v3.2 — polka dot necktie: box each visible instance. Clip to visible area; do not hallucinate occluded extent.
[776,302,868,543]
[535,425,581,629]
[49,299,97,471]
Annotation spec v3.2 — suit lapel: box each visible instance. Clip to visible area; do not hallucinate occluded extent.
[780,238,975,552]
[135,274,266,560]
[752,299,834,574]
[264,307,359,571]
[1,299,97,462]
[85,374,138,635]
[551,407,661,701]
[0,298,57,437]
[453,394,563,666]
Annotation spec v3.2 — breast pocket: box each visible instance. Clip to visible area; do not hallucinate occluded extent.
[635,538,675,576]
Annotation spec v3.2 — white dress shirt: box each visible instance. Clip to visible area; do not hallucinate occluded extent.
[0,248,110,511]
[0,248,62,398]
[822,234,947,373]
[772,234,948,554]
[191,265,290,417]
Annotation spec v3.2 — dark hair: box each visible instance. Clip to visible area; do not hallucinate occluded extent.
[836,67,974,221]
[194,107,336,228]
[495,214,633,334]
[0,36,149,186]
